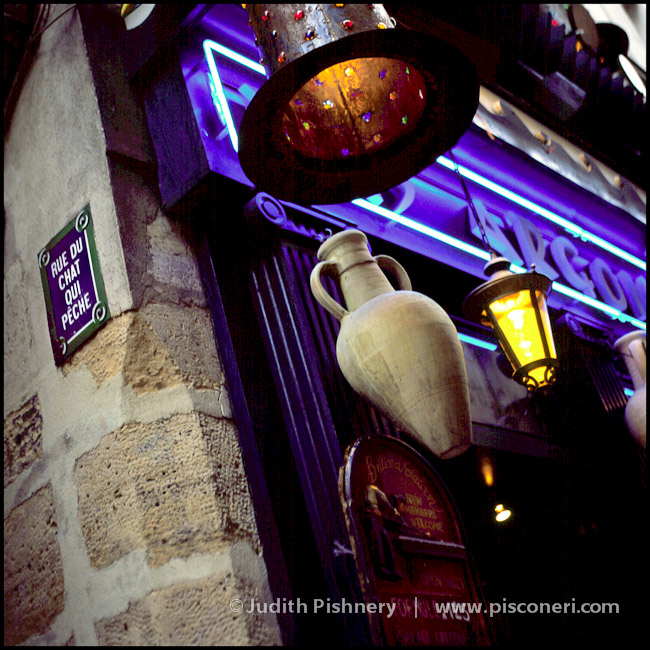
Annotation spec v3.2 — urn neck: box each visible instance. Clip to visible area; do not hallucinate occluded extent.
[317,230,395,312]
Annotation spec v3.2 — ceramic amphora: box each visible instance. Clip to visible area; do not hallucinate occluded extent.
[310,229,471,459]
[614,330,646,448]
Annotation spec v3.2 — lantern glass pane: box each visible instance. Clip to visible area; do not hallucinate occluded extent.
[535,289,556,359]
[282,57,427,160]
[489,289,547,370]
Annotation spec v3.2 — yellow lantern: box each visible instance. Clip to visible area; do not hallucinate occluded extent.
[464,256,558,391]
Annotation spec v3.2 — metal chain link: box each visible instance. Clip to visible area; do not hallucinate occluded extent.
[449,150,496,256]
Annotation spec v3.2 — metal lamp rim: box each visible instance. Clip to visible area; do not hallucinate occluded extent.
[462,271,553,324]
[239,28,479,204]
[512,358,559,389]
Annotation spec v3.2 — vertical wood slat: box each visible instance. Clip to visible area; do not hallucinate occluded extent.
[249,241,373,644]
[281,244,400,445]
[581,347,628,415]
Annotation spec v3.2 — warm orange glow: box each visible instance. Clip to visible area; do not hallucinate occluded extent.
[282,57,427,160]
[480,456,494,487]
[489,289,556,387]
[494,504,512,522]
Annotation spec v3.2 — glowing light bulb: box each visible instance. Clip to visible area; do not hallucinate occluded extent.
[494,504,512,522]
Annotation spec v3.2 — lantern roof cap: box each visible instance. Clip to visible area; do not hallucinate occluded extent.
[462,269,553,325]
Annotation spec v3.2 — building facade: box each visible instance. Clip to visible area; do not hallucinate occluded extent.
[4,4,646,646]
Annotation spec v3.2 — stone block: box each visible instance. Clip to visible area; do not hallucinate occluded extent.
[4,485,65,645]
[4,395,43,487]
[63,304,224,394]
[142,303,225,391]
[62,311,134,386]
[122,313,184,394]
[95,575,279,645]
[75,413,260,569]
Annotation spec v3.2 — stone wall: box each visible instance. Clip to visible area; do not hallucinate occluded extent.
[4,6,280,645]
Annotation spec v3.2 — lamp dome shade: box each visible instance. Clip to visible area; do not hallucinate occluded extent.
[239,5,479,205]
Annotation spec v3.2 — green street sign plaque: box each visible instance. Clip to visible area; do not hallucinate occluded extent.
[38,205,110,365]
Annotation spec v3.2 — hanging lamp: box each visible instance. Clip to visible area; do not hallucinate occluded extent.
[463,255,558,391]
[238,4,479,204]
[449,152,559,391]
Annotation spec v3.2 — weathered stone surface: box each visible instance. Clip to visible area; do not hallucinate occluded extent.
[4,485,65,646]
[62,304,225,394]
[122,313,185,394]
[95,575,279,645]
[62,311,135,385]
[75,413,260,569]
[143,214,207,308]
[142,303,225,391]
[4,395,43,487]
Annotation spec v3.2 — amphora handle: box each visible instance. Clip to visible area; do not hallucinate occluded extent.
[310,255,412,321]
[311,261,349,321]
[374,255,412,291]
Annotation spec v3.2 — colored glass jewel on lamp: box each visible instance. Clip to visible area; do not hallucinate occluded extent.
[238,3,480,204]
[281,57,427,161]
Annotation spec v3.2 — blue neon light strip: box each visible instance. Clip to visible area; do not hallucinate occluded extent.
[458,333,499,351]
[437,156,646,271]
[201,40,645,329]
[203,40,645,273]
[352,199,492,261]
[203,40,244,151]
[352,198,646,331]
[623,387,634,398]
[204,39,266,75]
